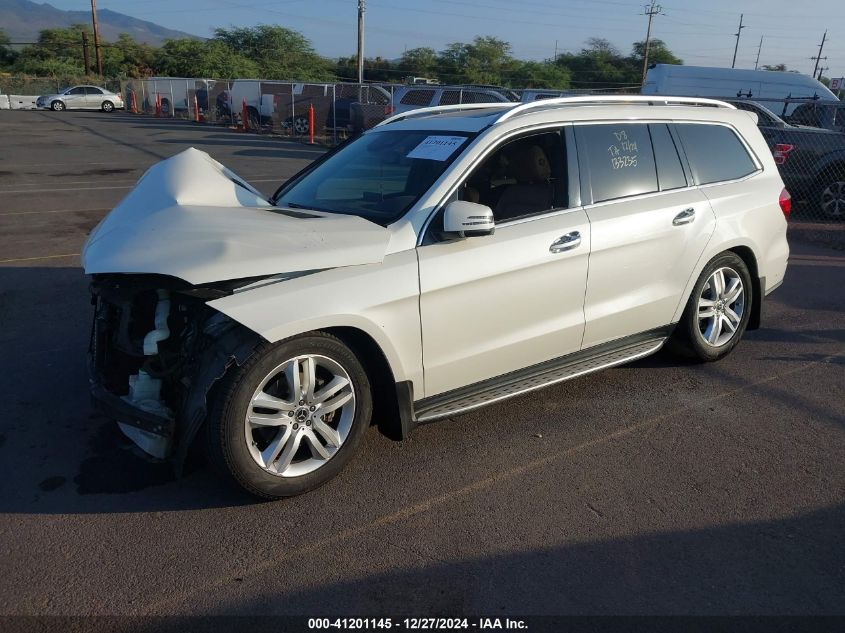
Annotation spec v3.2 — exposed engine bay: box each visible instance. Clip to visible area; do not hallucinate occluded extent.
[89,274,261,463]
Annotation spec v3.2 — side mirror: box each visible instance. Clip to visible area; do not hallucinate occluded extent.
[443,201,495,238]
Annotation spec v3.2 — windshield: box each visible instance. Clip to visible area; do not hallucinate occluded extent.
[274,130,473,225]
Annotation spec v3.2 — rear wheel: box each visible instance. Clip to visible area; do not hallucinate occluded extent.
[818,172,845,220]
[101,100,114,113]
[207,333,372,499]
[668,252,752,362]
[293,115,310,135]
[51,100,65,111]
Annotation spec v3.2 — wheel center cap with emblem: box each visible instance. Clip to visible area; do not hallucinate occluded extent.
[295,407,310,422]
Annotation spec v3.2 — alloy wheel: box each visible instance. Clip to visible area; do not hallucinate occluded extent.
[821,180,845,218]
[244,354,355,477]
[697,267,745,347]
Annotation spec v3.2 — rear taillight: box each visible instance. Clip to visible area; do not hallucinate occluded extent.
[773,143,795,165]
[384,104,394,115]
[779,188,791,220]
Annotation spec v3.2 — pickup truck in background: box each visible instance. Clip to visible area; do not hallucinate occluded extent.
[729,100,845,220]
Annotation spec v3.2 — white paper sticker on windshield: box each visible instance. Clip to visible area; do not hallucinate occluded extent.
[406,135,467,161]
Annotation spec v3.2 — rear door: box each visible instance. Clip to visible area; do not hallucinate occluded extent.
[85,87,103,108]
[63,87,87,109]
[576,122,716,348]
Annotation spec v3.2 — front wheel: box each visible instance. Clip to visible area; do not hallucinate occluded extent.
[206,332,372,499]
[668,252,752,362]
[51,100,65,111]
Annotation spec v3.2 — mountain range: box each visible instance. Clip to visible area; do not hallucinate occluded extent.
[0,0,198,46]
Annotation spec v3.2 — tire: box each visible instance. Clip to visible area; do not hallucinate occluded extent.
[668,252,753,362]
[51,100,65,111]
[817,172,845,220]
[160,98,171,115]
[293,115,309,135]
[206,332,372,499]
[101,101,114,113]
[246,107,260,130]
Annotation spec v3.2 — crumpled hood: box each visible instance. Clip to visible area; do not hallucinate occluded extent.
[82,148,390,285]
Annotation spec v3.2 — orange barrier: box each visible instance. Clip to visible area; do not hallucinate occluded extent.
[309,103,315,145]
[242,98,249,132]
[193,94,200,123]
[130,91,137,114]
[154,93,161,117]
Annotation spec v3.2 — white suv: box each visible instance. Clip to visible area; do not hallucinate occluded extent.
[83,96,790,498]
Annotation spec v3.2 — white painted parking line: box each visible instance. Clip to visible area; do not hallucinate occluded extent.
[0,253,80,264]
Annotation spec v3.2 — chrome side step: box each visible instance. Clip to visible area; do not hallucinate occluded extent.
[414,334,667,422]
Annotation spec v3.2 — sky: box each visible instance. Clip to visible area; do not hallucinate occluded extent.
[45,0,844,78]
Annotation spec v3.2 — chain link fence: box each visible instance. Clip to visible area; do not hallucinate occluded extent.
[725,97,845,223]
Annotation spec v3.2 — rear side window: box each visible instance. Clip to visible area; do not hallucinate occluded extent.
[399,89,434,106]
[649,124,687,191]
[675,124,757,185]
[85,87,103,95]
[462,91,501,103]
[576,123,658,203]
[439,90,461,105]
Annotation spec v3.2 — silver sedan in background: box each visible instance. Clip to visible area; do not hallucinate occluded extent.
[36,85,125,112]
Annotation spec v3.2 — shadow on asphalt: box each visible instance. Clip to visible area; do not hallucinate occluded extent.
[197,503,845,616]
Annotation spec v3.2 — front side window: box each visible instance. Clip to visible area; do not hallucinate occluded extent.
[576,123,658,203]
[456,130,568,222]
[274,130,472,225]
[675,123,757,185]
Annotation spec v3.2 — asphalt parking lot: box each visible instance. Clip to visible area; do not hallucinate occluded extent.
[0,110,843,618]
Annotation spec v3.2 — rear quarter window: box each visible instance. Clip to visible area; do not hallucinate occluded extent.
[675,123,758,185]
[399,89,435,106]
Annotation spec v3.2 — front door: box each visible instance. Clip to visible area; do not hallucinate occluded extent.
[417,129,590,397]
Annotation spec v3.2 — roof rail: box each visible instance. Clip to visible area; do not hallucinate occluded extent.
[495,95,735,123]
[375,103,509,127]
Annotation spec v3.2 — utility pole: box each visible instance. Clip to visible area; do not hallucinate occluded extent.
[818,66,828,81]
[641,1,663,85]
[81,31,90,75]
[754,36,763,70]
[812,30,827,77]
[554,39,558,62]
[731,14,746,69]
[90,0,103,76]
[357,0,365,85]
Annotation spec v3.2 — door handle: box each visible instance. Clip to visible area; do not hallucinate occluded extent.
[673,208,696,226]
[550,231,581,253]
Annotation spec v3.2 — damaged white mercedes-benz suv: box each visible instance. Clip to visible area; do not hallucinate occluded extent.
[84,96,790,498]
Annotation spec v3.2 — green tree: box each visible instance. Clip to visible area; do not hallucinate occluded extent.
[397,47,439,80]
[0,29,17,68]
[556,38,639,89]
[631,39,682,67]
[153,39,260,78]
[437,36,517,85]
[12,26,88,75]
[212,25,330,80]
[334,55,394,82]
[511,61,571,89]
[103,33,156,77]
